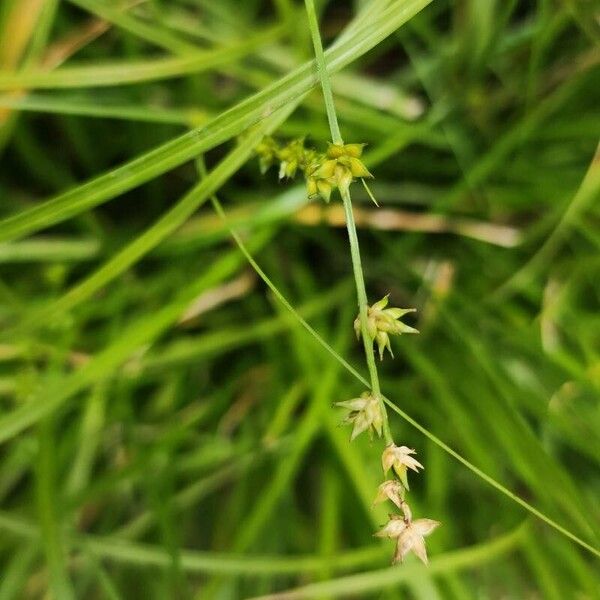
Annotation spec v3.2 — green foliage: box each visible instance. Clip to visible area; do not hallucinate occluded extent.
[0,0,598,598]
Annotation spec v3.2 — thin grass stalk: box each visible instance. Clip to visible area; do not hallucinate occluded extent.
[304,0,391,443]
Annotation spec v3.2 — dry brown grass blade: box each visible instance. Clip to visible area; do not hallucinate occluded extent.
[295,204,522,248]
[41,18,110,69]
[179,271,256,326]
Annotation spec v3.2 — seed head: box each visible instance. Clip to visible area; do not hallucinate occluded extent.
[393,518,440,565]
[354,295,418,360]
[373,513,407,539]
[374,509,440,565]
[381,444,423,490]
[373,480,405,509]
[335,392,383,441]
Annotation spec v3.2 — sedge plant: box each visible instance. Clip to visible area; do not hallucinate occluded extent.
[252,0,440,565]
[1,0,600,598]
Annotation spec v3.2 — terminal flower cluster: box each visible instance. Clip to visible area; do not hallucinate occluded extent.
[374,498,440,565]
[334,403,439,564]
[255,137,372,202]
[374,446,440,564]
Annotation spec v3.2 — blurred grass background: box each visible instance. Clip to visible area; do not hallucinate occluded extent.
[0,0,599,598]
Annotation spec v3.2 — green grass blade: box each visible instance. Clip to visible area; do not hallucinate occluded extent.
[0,0,433,243]
[248,524,527,599]
[14,103,298,332]
[0,27,282,89]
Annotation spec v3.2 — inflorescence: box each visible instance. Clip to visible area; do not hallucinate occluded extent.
[254,135,439,565]
[354,294,419,360]
[256,136,372,203]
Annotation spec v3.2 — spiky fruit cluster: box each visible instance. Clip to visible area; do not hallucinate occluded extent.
[335,392,383,441]
[354,295,419,360]
[374,504,440,565]
[374,446,440,564]
[255,137,372,202]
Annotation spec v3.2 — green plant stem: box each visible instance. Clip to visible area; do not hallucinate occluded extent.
[304,0,342,145]
[340,187,392,443]
[304,0,391,444]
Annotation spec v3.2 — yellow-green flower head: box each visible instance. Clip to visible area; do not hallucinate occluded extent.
[277,138,307,180]
[354,295,419,360]
[335,391,383,441]
[255,138,374,203]
[255,136,280,175]
[305,155,333,203]
[314,142,373,195]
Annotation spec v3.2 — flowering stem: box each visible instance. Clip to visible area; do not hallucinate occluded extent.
[304,0,392,445]
[340,186,392,444]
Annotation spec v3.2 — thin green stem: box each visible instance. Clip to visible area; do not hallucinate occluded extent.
[340,187,392,444]
[304,0,392,444]
[304,0,343,145]
[382,398,600,560]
